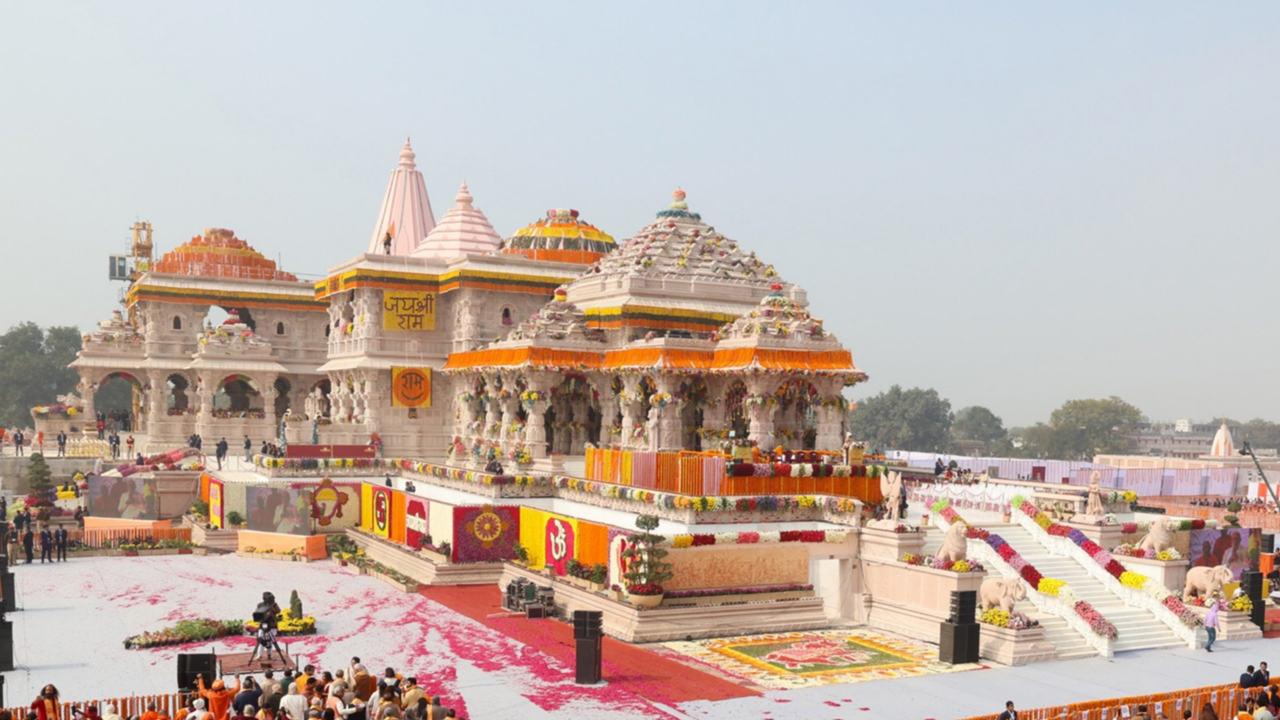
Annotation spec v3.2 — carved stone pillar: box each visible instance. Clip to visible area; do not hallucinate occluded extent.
[745,377,780,449]
[484,375,503,441]
[499,393,520,452]
[146,371,167,437]
[78,374,96,426]
[618,375,644,450]
[521,372,555,459]
[652,375,684,452]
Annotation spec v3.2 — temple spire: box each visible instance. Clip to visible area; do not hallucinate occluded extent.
[412,181,502,259]
[368,138,436,256]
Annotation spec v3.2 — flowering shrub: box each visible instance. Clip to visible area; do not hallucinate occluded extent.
[125,618,243,649]
[980,608,1040,630]
[1075,601,1119,639]
[899,553,984,572]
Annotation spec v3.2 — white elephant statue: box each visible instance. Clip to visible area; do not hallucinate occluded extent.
[1136,517,1175,553]
[980,577,1028,613]
[935,521,968,564]
[1184,564,1234,601]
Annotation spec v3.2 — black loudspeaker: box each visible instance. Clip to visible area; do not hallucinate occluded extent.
[575,637,602,684]
[949,590,977,625]
[1242,570,1266,628]
[176,653,217,691]
[939,621,980,664]
[0,572,13,613]
[0,618,12,671]
[573,610,602,640]
[1263,534,1275,555]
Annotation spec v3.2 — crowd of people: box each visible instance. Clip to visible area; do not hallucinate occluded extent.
[20,659,466,720]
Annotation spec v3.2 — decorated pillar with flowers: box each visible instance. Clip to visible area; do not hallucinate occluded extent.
[744,377,780,448]
[618,375,645,450]
[521,372,554,458]
[651,375,684,452]
[483,374,503,441]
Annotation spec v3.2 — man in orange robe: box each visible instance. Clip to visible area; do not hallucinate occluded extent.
[198,674,242,720]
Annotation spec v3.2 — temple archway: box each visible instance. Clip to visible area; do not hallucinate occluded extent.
[725,380,749,439]
[167,374,192,413]
[775,379,819,450]
[310,378,331,417]
[273,377,292,418]
[93,372,143,432]
[679,376,709,450]
[215,375,262,415]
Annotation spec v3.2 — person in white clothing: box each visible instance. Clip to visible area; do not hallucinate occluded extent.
[278,683,309,720]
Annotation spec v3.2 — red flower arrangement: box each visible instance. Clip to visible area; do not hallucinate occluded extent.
[966,526,990,540]
[1048,525,1071,537]
[1191,519,1206,530]
[1020,566,1043,587]
[627,583,665,596]
[997,544,1017,561]
[1104,559,1125,578]
[691,534,715,547]
[1080,540,1102,555]
[779,530,802,542]
[798,530,826,543]
[1121,523,1138,535]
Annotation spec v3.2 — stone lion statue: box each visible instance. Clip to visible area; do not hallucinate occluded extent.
[980,577,1027,613]
[1184,564,1234,601]
[935,521,968,564]
[1136,517,1175,553]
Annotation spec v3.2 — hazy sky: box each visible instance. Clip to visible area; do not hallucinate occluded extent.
[2,3,1277,427]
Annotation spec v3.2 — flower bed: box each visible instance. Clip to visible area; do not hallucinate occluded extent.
[1013,496,1201,630]
[668,529,848,547]
[401,460,552,488]
[124,618,243,649]
[1111,544,1183,561]
[332,546,418,590]
[259,456,396,470]
[244,608,316,635]
[900,553,984,573]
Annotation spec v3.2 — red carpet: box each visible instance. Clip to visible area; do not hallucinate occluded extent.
[419,584,759,705]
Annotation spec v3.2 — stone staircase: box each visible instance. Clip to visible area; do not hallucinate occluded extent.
[922,523,1184,658]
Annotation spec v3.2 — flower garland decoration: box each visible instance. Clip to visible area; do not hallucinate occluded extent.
[669,529,848,547]
[1011,494,1201,629]
[982,531,1117,638]
[899,553,984,573]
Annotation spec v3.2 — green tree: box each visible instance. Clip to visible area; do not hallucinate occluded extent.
[952,406,1007,452]
[1042,396,1143,460]
[847,385,954,452]
[0,323,82,427]
[1235,419,1280,452]
[26,452,55,508]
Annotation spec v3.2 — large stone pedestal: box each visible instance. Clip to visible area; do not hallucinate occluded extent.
[978,624,1058,666]
[1122,556,1190,593]
[862,561,985,643]
[860,527,926,561]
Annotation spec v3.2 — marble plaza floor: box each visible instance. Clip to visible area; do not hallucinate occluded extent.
[5,554,1274,720]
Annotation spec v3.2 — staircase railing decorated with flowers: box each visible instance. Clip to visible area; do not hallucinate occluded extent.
[931,498,1117,657]
[1010,496,1203,648]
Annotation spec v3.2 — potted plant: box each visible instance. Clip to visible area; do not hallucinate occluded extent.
[590,563,607,592]
[609,583,623,602]
[514,541,530,568]
[621,514,673,609]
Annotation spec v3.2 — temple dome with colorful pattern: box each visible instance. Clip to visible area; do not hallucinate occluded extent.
[151,228,299,282]
[501,208,616,265]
